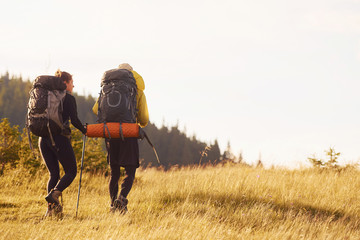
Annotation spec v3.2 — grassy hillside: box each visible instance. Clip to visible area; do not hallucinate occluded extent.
[1,165,359,239]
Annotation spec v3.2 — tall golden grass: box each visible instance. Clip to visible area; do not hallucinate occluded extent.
[1,164,359,239]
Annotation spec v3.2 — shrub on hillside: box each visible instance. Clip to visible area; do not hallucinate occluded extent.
[0,118,108,175]
[308,147,359,171]
[0,118,21,174]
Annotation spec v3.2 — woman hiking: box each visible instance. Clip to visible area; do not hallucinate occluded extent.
[93,63,149,213]
[40,70,87,217]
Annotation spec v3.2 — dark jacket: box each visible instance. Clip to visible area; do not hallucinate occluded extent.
[62,93,86,135]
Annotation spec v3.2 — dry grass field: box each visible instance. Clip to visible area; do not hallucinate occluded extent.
[1,164,360,239]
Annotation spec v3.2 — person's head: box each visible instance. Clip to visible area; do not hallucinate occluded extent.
[55,69,74,93]
[118,63,133,71]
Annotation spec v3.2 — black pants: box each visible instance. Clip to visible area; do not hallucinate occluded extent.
[109,165,136,205]
[39,135,77,193]
[106,138,139,205]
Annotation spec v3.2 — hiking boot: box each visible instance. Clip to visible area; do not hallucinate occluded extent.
[44,202,63,218]
[109,204,116,213]
[112,195,128,214]
[45,189,63,216]
[53,204,63,217]
[44,203,53,217]
[45,189,62,205]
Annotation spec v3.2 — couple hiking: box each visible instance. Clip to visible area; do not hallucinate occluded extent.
[28,63,149,217]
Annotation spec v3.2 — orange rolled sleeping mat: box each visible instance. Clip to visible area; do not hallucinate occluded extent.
[86,122,140,139]
[85,122,160,164]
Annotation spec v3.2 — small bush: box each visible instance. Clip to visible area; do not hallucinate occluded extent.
[308,147,358,171]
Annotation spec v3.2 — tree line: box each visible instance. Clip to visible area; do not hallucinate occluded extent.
[0,72,230,173]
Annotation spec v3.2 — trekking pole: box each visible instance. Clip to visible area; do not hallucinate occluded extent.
[143,131,160,164]
[76,135,86,218]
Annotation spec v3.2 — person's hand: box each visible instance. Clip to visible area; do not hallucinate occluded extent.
[83,124,87,135]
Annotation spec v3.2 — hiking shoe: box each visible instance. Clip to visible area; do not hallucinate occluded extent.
[44,202,63,218]
[53,204,63,217]
[112,195,128,214]
[45,189,63,217]
[44,203,53,217]
[45,189,62,205]
[109,204,117,213]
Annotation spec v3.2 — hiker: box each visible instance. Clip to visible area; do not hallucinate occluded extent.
[93,63,149,213]
[39,70,87,216]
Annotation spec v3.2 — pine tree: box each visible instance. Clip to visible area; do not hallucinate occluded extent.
[222,141,235,163]
[238,151,243,163]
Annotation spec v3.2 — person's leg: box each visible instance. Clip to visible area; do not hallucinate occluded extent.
[54,136,77,192]
[112,166,136,213]
[120,166,137,198]
[109,164,121,205]
[107,139,122,206]
[39,137,60,193]
[39,137,63,216]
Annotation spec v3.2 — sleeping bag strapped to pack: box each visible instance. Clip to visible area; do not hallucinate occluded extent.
[97,69,138,123]
[26,75,67,143]
[86,122,160,164]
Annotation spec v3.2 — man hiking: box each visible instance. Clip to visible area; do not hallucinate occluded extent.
[93,63,149,213]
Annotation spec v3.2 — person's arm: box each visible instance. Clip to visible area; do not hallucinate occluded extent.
[137,90,149,127]
[68,95,87,134]
[132,70,148,127]
[92,99,99,115]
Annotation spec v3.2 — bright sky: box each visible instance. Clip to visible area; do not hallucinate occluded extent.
[1,0,360,168]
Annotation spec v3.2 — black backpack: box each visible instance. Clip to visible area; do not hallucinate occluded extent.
[26,75,67,145]
[97,69,138,123]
